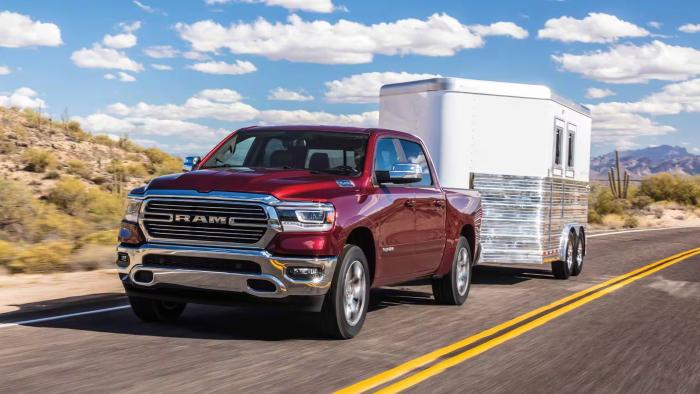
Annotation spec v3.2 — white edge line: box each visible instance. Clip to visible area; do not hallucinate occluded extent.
[0,305,130,329]
[589,226,700,238]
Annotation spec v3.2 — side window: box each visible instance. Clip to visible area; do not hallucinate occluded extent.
[553,120,564,167]
[374,138,400,172]
[399,140,433,186]
[566,124,576,169]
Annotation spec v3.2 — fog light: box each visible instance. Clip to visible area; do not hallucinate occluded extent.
[287,266,322,280]
[116,252,130,268]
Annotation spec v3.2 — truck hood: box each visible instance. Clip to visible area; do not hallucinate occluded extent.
[144,168,360,201]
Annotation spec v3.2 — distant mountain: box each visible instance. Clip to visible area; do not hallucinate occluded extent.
[591,145,700,179]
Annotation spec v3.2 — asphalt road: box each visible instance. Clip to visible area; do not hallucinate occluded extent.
[1,227,699,393]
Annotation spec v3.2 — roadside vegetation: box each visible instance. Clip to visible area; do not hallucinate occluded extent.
[0,107,182,274]
[589,174,700,229]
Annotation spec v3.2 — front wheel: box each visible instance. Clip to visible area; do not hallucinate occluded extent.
[320,245,370,339]
[432,236,472,305]
[128,296,186,323]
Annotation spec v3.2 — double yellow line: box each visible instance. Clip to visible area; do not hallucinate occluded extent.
[336,247,700,394]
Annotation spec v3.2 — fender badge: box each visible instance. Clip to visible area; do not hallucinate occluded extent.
[336,179,355,188]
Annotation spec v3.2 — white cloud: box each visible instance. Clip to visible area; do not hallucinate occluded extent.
[104,72,136,82]
[0,11,62,48]
[679,23,700,33]
[0,87,46,109]
[585,87,615,99]
[552,41,700,83]
[144,45,179,58]
[103,33,137,49]
[176,14,525,64]
[133,1,155,13]
[71,44,144,72]
[538,13,649,43]
[648,21,662,29]
[206,0,338,13]
[470,22,529,39]
[258,110,378,127]
[587,78,700,147]
[151,64,172,71]
[0,66,10,75]
[183,51,210,61]
[72,113,135,134]
[120,21,142,33]
[268,87,314,101]
[188,60,257,75]
[195,89,243,102]
[104,89,259,122]
[324,71,441,103]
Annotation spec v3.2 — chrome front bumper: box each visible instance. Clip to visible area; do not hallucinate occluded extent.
[117,243,337,299]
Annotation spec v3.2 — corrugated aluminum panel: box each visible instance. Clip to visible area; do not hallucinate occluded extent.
[474,173,588,264]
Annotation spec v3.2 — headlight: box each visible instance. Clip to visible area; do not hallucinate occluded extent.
[123,198,142,223]
[275,203,335,232]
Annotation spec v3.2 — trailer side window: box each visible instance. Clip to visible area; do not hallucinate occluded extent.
[554,123,564,167]
[566,125,576,168]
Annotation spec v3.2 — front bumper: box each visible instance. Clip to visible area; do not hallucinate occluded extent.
[117,243,337,299]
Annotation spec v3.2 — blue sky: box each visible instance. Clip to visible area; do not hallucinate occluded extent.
[1,0,699,156]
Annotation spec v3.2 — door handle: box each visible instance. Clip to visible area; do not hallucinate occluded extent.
[404,200,416,208]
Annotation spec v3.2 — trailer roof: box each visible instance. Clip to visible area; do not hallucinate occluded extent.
[380,77,590,117]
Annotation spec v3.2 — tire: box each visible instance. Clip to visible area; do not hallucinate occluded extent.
[571,232,585,276]
[432,236,472,305]
[128,296,186,323]
[552,232,576,280]
[320,245,370,339]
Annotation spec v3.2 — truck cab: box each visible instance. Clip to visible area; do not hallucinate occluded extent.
[117,126,481,338]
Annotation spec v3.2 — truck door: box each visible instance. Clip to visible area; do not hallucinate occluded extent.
[398,139,446,273]
[373,137,418,282]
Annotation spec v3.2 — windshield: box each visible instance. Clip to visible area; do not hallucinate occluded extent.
[200,130,369,175]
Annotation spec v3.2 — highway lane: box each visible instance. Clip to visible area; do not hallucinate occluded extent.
[0,227,698,393]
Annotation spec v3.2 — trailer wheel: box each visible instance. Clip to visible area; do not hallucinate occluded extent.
[128,296,186,323]
[571,232,585,276]
[320,245,369,339]
[552,232,576,280]
[432,236,472,305]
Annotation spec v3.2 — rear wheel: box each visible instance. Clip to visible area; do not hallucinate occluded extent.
[432,236,472,305]
[128,296,186,323]
[320,245,369,339]
[571,232,585,276]
[552,232,576,280]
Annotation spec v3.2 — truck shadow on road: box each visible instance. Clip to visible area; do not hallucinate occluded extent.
[6,266,555,341]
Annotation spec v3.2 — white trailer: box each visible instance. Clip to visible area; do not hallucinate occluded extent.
[379,77,591,279]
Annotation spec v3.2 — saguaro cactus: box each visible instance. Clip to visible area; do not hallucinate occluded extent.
[608,150,630,198]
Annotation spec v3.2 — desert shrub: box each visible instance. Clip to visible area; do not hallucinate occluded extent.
[79,229,118,246]
[92,134,117,148]
[0,140,16,154]
[144,147,182,175]
[22,148,57,172]
[124,162,148,179]
[0,240,18,268]
[638,174,700,205]
[66,121,91,141]
[118,136,142,153]
[46,176,89,214]
[0,178,40,239]
[6,241,72,274]
[588,210,603,224]
[630,195,654,210]
[21,108,47,126]
[589,187,625,216]
[46,176,123,225]
[623,215,639,228]
[43,170,60,180]
[67,159,93,179]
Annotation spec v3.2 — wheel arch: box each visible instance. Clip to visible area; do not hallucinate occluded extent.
[345,227,376,284]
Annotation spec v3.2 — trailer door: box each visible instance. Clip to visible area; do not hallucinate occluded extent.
[548,119,566,247]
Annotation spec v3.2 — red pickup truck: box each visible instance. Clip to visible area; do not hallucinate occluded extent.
[117,126,482,338]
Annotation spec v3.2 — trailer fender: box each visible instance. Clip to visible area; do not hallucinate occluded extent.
[556,223,585,262]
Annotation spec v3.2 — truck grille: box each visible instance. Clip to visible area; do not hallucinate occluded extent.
[141,199,269,245]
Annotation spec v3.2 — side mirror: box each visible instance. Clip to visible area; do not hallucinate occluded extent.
[378,162,422,184]
[183,156,201,172]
